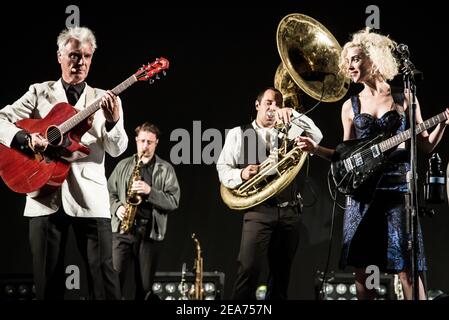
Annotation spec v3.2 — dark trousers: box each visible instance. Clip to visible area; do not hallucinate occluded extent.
[232,205,301,300]
[29,210,121,300]
[112,218,162,300]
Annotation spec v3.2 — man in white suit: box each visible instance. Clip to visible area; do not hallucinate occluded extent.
[0,26,128,299]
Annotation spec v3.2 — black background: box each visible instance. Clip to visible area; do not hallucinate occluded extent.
[1,1,448,300]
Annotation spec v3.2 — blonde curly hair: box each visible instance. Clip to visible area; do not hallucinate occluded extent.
[339,28,399,81]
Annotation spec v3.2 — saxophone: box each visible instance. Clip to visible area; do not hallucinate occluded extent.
[120,154,144,234]
[189,233,204,300]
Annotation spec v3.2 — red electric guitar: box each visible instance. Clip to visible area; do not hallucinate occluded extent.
[0,57,169,195]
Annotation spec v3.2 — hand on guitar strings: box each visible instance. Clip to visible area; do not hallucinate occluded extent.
[295,136,318,154]
[28,133,48,153]
[100,90,120,123]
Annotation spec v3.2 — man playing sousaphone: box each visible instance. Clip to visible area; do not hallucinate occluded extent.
[217,87,322,299]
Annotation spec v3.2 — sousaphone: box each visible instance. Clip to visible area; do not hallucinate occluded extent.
[275,13,349,107]
[220,13,349,210]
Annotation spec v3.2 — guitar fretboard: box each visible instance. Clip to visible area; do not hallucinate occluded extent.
[59,75,138,134]
[379,111,447,152]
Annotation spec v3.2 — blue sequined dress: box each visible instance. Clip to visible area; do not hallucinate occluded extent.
[339,94,426,272]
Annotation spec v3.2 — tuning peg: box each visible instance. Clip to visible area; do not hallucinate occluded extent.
[149,79,155,85]
[162,71,167,76]
[155,74,160,80]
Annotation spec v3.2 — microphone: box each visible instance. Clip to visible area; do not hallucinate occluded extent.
[395,43,424,81]
[425,153,446,204]
[396,43,410,57]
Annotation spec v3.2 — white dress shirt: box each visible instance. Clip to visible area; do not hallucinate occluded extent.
[217,110,323,189]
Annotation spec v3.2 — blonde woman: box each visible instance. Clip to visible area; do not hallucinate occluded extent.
[298,29,449,300]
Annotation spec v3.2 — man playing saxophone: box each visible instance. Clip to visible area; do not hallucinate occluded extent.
[108,122,180,300]
[217,87,322,299]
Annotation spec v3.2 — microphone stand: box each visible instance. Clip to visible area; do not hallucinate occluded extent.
[402,52,421,300]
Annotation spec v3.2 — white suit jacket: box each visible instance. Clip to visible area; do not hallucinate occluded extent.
[0,79,128,218]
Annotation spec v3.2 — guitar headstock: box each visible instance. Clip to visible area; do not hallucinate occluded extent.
[135,57,169,82]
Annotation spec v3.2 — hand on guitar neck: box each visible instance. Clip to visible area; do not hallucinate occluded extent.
[100,90,120,123]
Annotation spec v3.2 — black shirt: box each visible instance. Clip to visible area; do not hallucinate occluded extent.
[61,79,86,106]
[136,156,156,219]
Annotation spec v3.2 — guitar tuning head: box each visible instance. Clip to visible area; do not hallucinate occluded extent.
[162,71,167,76]
[155,74,160,80]
[149,78,155,85]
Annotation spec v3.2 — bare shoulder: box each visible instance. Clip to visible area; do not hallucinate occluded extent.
[341,98,354,118]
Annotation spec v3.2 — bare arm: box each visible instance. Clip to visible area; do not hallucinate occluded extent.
[297,99,354,161]
[341,99,356,141]
[408,95,449,153]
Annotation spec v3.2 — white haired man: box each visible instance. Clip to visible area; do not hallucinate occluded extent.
[0,26,128,299]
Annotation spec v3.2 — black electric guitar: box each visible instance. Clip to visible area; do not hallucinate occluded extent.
[331,111,447,195]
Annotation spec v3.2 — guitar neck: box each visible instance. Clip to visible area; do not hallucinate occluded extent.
[59,74,138,134]
[379,111,448,152]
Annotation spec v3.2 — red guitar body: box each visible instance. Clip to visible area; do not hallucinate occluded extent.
[0,102,91,195]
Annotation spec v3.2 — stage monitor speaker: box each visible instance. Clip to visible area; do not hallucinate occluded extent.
[0,274,35,301]
[315,271,402,300]
[152,271,225,300]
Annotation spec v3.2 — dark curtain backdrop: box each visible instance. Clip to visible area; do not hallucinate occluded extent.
[1,1,448,299]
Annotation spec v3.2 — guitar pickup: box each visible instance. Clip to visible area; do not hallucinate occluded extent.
[344,158,354,172]
[370,145,381,158]
[353,153,363,167]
